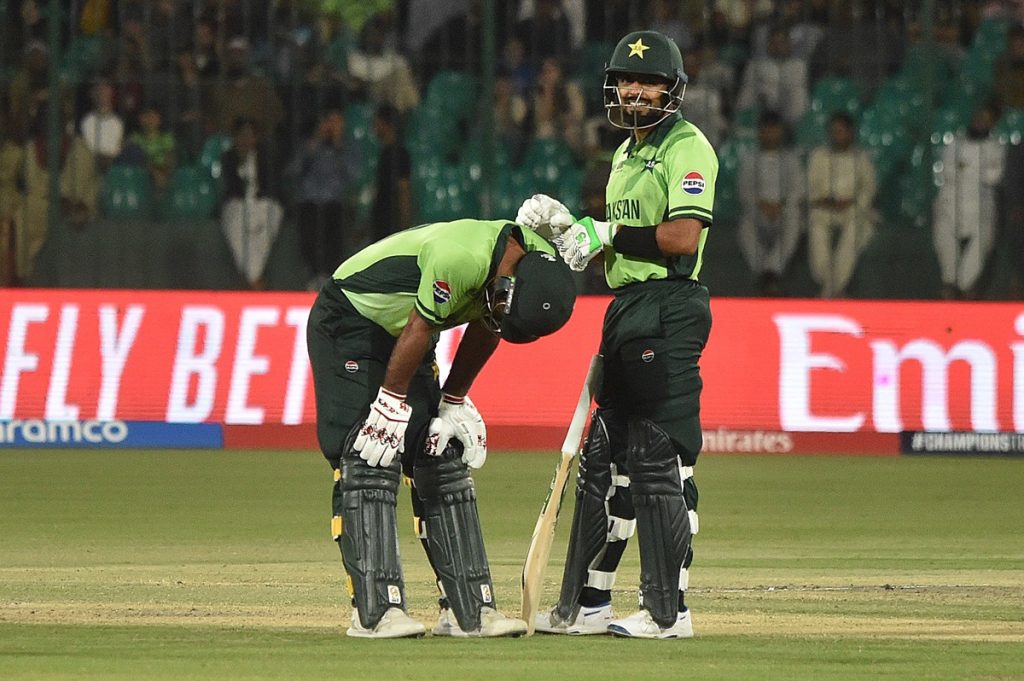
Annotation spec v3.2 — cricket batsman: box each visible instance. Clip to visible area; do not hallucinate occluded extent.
[306,218,576,638]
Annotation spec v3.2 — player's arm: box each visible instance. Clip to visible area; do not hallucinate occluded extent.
[381,309,437,394]
[441,320,501,397]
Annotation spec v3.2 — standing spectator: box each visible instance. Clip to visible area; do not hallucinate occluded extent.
[499,37,537,100]
[208,37,285,143]
[191,18,221,80]
[646,0,694,53]
[0,111,25,285]
[369,104,411,243]
[514,0,573,68]
[287,108,361,290]
[736,24,809,126]
[17,106,99,281]
[807,112,877,298]
[529,57,586,156]
[126,106,176,196]
[491,75,530,163]
[79,80,124,172]
[220,117,284,290]
[1004,140,1024,298]
[681,49,728,147]
[8,42,73,140]
[994,25,1024,112]
[932,100,1005,300]
[738,110,804,295]
[417,0,484,83]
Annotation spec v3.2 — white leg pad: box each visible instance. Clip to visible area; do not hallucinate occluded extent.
[607,515,637,541]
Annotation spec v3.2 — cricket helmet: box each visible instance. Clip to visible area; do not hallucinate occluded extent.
[604,30,687,130]
[483,251,576,344]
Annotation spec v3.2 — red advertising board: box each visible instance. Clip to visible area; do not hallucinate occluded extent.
[1,290,1020,447]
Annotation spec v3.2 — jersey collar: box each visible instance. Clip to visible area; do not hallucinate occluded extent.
[627,111,683,155]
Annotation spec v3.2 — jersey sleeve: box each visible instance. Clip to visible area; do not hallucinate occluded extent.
[414,240,489,326]
[665,132,719,226]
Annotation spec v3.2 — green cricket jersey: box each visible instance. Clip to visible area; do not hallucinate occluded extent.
[332,219,555,336]
[604,112,718,289]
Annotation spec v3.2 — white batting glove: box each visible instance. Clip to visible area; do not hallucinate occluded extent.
[516,194,576,239]
[353,387,410,467]
[425,393,488,469]
[552,217,618,272]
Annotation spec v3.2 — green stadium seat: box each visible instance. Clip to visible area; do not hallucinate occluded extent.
[795,108,830,148]
[521,137,578,194]
[101,165,153,220]
[811,77,863,118]
[930,106,965,146]
[415,163,479,223]
[161,165,218,220]
[493,167,536,218]
[424,70,478,121]
[995,108,1024,146]
[199,134,233,182]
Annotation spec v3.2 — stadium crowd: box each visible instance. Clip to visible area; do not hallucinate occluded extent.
[1,0,1023,298]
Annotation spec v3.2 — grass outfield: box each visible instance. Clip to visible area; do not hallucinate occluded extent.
[1,449,1021,680]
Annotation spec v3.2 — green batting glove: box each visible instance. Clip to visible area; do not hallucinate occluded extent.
[555,216,619,272]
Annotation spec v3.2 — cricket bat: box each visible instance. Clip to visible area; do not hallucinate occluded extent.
[520,354,602,635]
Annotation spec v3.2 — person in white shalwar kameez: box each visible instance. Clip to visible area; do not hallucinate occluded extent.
[932,101,1005,299]
[807,112,877,298]
[738,110,804,295]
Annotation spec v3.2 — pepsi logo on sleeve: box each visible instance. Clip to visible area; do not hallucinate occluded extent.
[432,280,452,304]
[681,171,705,195]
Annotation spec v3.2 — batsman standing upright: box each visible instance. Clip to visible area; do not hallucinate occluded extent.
[519,30,717,639]
[307,219,576,638]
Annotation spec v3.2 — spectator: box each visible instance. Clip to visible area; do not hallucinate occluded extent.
[220,117,284,290]
[491,75,529,163]
[8,41,73,140]
[682,49,728,148]
[369,104,411,242]
[806,112,877,298]
[529,57,586,156]
[514,0,573,68]
[1004,140,1024,299]
[287,108,361,290]
[0,111,25,285]
[736,24,809,126]
[646,0,694,53]
[208,37,285,143]
[809,0,903,95]
[126,106,176,195]
[932,100,1005,300]
[994,24,1024,112]
[499,37,537,100]
[738,111,805,296]
[417,0,484,83]
[79,80,124,171]
[191,18,221,80]
[17,105,99,281]
[348,14,420,114]
[166,49,206,162]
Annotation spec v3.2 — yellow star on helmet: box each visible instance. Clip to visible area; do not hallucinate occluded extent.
[628,38,650,59]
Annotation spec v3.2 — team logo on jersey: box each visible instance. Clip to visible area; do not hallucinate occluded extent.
[682,171,705,195]
[641,349,655,363]
[644,158,660,171]
[344,360,359,373]
[540,252,557,262]
[432,280,452,304]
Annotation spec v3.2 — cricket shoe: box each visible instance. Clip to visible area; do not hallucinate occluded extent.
[346,607,426,639]
[433,607,528,638]
[607,608,693,639]
[534,603,613,635]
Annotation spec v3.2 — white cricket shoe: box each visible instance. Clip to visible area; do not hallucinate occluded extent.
[433,607,528,638]
[346,607,426,639]
[534,603,613,635]
[607,608,694,639]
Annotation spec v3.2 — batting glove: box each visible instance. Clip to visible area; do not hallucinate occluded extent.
[425,393,488,469]
[354,387,410,467]
[516,194,576,239]
[552,217,618,272]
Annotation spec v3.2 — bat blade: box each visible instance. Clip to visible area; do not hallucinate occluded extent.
[521,355,602,634]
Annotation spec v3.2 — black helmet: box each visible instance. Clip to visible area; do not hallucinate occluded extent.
[604,30,687,130]
[483,251,576,344]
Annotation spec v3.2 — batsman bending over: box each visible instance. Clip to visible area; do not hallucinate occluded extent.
[307,219,576,638]
[519,30,716,639]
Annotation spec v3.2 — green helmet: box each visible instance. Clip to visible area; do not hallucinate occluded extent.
[603,30,687,130]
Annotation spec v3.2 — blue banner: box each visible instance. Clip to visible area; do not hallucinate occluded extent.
[0,421,224,448]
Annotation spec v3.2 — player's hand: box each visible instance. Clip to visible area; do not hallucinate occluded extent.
[353,387,410,467]
[425,393,488,468]
[552,217,618,272]
[516,194,576,239]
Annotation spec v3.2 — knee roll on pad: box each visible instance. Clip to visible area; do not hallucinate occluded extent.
[555,412,614,621]
[413,441,494,633]
[337,426,406,630]
[627,418,693,629]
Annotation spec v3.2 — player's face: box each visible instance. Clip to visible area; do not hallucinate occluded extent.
[615,74,669,117]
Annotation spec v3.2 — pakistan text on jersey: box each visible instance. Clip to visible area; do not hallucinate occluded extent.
[606,199,642,221]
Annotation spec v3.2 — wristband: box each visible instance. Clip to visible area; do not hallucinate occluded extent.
[612,225,662,259]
